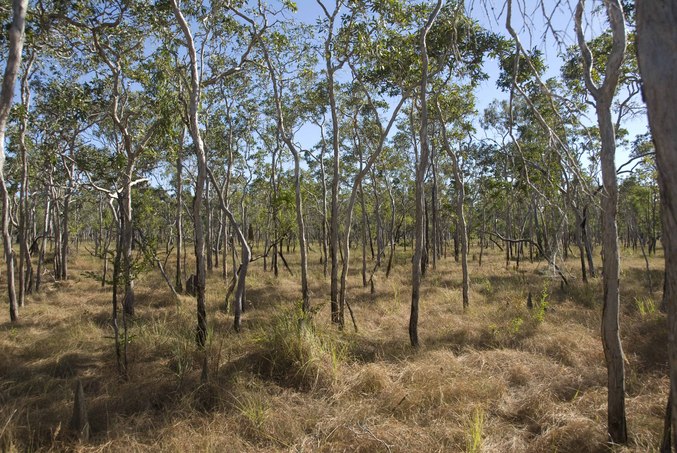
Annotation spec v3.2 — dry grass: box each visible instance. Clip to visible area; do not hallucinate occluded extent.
[0,244,669,452]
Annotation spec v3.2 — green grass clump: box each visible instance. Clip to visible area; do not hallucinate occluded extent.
[466,407,484,453]
[255,304,346,390]
[633,296,657,316]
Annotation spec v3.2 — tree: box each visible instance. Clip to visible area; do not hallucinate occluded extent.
[0,0,28,322]
[262,20,313,313]
[635,1,677,448]
[410,0,443,347]
[169,0,209,347]
[315,0,348,325]
[575,0,628,442]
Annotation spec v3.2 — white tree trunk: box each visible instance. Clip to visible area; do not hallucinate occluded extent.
[410,0,443,347]
[0,0,28,322]
[171,0,208,347]
[575,0,627,442]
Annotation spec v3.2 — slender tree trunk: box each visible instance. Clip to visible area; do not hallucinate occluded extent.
[35,195,50,293]
[263,46,312,312]
[410,0,442,347]
[360,184,368,287]
[636,2,677,447]
[60,167,73,281]
[18,52,34,305]
[0,0,27,322]
[576,209,588,283]
[582,206,596,277]
[209,169,250,331]
[385,179,396,278]
[576,0,627,442]
[319,127,329,278]
[371,170,384,268]
[431,147,438,271]
[52,192,61,277]
[175,128,184,293]
[171,0,208,347]
[454,157,469,310]
[206,178,213,272]
[436,101,469,310]
[328,63,340,324]
[121,184,135,317]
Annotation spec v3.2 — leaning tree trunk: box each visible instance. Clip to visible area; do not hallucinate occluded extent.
[208,169,250,332]
[575,0,627,443]
[410,0,443,347]
[0,0,28,322]
[636,2,677,448]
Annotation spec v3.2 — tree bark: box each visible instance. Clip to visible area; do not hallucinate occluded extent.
[410,0,443,347]
[0,0,28,322]
[636,1,677,448]
[171,0,208,347]
[209,169,250,332]
[575,0,627,443]
[175,128,184,293]
[18,52,34,305]
[263,46,311,313]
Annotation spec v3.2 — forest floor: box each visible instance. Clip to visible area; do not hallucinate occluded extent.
[0,245,669,452]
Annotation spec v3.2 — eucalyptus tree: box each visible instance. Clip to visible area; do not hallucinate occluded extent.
[409,0,443,347]
[574,0,628,442]
[635,2,677,446]
[498,0,635,440]
[405,0,497,343]
[434,89,475,310]
[315,0,351,325]
[262,17,317,313]
[0,0,28,322]
[15,52,36,306]
[61,2,165,318]
[168,0,269,338]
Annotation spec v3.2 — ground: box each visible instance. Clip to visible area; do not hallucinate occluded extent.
[0,244,669,452]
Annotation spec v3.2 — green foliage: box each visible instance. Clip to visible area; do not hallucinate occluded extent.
[510,316,524,335]
[561,31,639,101]
[497,46,546,90]
[532,282,550,324]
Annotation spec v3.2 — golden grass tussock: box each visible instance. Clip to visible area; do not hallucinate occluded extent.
[0,245,671,452]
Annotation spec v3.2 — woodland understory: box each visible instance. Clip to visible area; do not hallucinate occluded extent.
[0,247,669,452]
